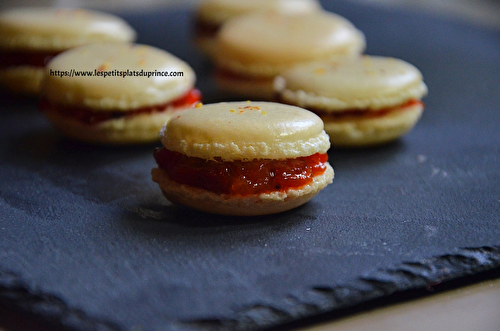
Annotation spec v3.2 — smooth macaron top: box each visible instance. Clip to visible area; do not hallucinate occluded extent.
[0,7,136,51]
[196,0,321,25]
[275,56,428,111]
[41,43,196,111]
[159,101,330,161]
[214,11,366,76]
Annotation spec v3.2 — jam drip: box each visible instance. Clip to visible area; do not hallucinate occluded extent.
[39,89,201,125]
[154,148,328,196]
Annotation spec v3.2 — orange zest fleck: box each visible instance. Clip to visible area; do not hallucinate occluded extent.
[96,63,109,71]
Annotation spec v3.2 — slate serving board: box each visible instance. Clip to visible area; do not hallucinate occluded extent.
[1,1,499,330]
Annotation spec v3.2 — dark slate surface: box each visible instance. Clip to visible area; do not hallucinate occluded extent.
[1,1,500,330]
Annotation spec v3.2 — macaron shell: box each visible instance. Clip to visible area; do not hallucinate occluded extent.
[151,163,334,216]
[160,101,330,161]
[277,56,428,110]
[214,11,365,77]
[0,8,136,51]
[42,106,177,144]
[0,66,44,95]
[196,0,321,25]
[324,103,424,147]
[41,43,196,111]
[194,36,218,58]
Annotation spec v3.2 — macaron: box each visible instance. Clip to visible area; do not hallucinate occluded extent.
[193,0,321,56]
[0,7,136,95]
[274,56,428,147]
[39,43,200,145]
[212,11,365,99]
[151,101,334,216]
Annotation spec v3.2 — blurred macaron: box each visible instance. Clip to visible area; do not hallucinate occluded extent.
[212,11,365,99]
[39,42,200,145]
[274,56,428,147]
[193,0,321,56]
[0,7,136,95]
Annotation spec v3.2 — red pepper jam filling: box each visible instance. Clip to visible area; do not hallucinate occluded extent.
[275,95,423,120]
[0,50,61,68]
[39,88,201,125]
[154,148,328,196]
[319,99,424,120]
[215,68,272,83]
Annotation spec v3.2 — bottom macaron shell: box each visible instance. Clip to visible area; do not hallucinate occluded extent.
[324,104,423,147]
[151,164,334,216]
[43,107,176,144]
[194,35,217,58]
[0,66,44,95]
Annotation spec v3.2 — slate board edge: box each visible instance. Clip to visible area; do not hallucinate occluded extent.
[1,245,499,331]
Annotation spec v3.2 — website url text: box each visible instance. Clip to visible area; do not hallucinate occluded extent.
[48,69,185,78]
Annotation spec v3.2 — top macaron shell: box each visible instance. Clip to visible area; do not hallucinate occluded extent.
[196,0,321,25]
[42,43,196,111]
[276,56,428,111]
[160,101,330,161]
[0,7,136,51]
[214,11,366,76]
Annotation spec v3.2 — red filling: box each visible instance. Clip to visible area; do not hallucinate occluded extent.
[154,148,328,196]
[39,88,202,125]
[215,68,272,83]
[275,95,423,120]
[318,99,424,119]
[0,50,61,68]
